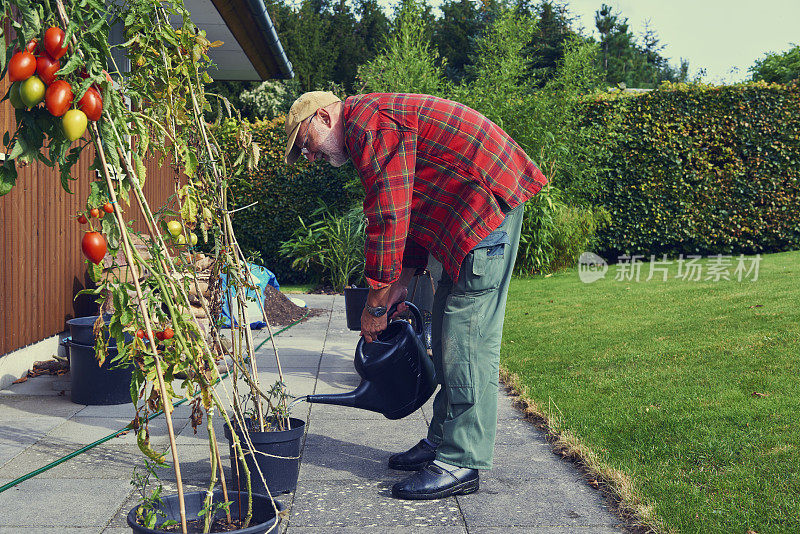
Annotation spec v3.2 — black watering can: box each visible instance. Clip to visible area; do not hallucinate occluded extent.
[304,301,437,420]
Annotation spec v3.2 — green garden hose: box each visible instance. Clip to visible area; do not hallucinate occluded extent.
[0,312,309,494]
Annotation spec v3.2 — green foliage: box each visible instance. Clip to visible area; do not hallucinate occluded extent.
[582,82,800,257]
[357,0,447,96]
[279,202,366,291]
[750,44,800,84]
[215,117,360,283]
[515,184,610,275]
[239,80,289,120]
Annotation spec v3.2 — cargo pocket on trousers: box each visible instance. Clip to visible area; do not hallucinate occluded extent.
[460,230,511,294]
[442,293,476,406]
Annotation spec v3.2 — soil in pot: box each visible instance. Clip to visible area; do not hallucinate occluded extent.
[224,417,305,496]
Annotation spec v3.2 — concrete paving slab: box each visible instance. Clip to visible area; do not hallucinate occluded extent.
[0,528,107,533]
[0,415,69,447]
[0,443,28,468]
[44,415,191,447]
[0,440,140,479]
[285,527,467,534]
[456,475,621,528]
[289,479,463,528]
[0,478,134,527]
[470,528,624,534]
[0,394,84,420]
[0,373,69,396]
[299,417,428,481]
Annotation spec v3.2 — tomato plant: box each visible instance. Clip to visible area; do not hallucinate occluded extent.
[77,87,102,122]
[103,202,113,213]
[45,80,73,116]
[8,50,36,81]
[35,55,60,85]
[77,214,88,224]
[81,231,107,264]
[89,207,100,218]
[44,27,67,60]
[19,76,45,107]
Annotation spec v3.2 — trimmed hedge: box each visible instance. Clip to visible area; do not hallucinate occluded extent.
[217,117,359,283]
[583,82,800,258]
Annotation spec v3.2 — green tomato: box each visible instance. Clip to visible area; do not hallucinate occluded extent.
[9,82,25,109]
[176,234,187,245]
[167,220,183,237]
[19,76,45,108]
[189,232,198,246]
[62,109,88,141]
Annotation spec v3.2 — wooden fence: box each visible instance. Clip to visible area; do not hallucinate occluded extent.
[0,79,182,356]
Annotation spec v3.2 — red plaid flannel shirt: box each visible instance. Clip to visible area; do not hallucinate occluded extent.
[343,93,548,288]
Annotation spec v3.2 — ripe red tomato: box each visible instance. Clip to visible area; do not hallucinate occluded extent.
[44,27,67,60]
[77,214,88,224]
[45,80,73,116]
[8,50,36,82]
[136,329,146,339]
[35,55,60,85]
[155,330,165,341]
[102,202,113,213]
[78,87,102,122]
[25,39,38,54]
[162,327,174,340]
[81,231,107,264]
[90,207,100,218]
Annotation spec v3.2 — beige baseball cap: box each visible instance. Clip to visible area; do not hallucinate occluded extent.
[284,91,342,165]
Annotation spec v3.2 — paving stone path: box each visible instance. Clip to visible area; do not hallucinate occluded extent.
[0,294,628,533]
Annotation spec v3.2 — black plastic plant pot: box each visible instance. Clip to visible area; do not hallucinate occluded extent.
[223,418,305,496]
[66,314,133,347]
[68,340,133,405]
[127,489,284,534]
[344,287,369,331]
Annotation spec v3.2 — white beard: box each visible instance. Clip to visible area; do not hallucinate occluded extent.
[314,124,349,167]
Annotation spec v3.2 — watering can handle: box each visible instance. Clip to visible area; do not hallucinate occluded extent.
[387,301,424,336]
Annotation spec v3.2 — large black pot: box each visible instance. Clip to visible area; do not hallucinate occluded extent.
[68,340,133,405]
[127,489,284,534]
[66,314,133,347]
[224,418,305,496]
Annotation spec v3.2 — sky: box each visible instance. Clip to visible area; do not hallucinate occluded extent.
[376,0,800,85]
[560,0,800,84]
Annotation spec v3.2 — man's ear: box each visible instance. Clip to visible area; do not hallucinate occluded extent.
[317,106,332,127]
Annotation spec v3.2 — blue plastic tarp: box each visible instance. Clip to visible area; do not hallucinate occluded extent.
[219,263,279,329]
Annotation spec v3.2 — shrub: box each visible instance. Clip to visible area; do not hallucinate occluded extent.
[582,81,800,257]
[279,202,366,291]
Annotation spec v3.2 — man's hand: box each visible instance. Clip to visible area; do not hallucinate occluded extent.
[360,270,414,343]
[360,307,388,344]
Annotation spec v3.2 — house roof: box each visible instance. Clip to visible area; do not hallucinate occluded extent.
[179,0,293,81]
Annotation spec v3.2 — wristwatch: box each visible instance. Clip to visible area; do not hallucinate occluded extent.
[365,304,388,317]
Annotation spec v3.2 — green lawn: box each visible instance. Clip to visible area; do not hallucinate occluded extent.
[502,250,800,534]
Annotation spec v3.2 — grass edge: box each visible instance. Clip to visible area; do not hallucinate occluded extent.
[499,366,674,534]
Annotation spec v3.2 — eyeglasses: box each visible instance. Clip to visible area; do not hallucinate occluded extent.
[299,111,317,159]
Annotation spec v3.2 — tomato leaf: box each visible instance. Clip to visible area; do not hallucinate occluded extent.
[56,53,82,77]
[0,159,18,196]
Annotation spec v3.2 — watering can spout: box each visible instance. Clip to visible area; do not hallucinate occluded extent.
[306,381,381,412]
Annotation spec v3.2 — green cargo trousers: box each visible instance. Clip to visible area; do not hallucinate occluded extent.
[426,202,525,469]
